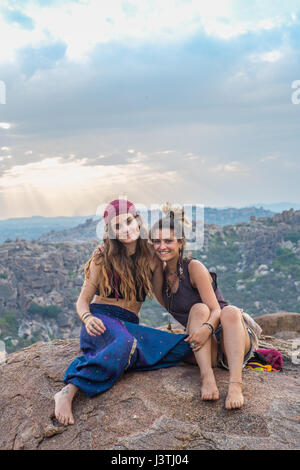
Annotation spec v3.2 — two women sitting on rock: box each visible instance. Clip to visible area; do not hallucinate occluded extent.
[54,199,260,426]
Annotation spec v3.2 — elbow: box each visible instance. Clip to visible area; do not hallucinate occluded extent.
[76,294,81,308]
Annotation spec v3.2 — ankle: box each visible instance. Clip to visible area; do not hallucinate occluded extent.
[60,384,78,398]
[228,380,243,387]
[200,368,215,379]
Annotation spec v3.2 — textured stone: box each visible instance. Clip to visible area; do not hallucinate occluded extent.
[0,335,299,450]
[255,312,300,338]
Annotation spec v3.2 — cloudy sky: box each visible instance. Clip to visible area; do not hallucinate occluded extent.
[0,0,299,219]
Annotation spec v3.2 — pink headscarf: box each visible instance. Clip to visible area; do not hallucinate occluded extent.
[103,199,138,226]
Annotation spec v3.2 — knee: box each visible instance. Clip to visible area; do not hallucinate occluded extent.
[188,303,210,321]
[220,305,241,325]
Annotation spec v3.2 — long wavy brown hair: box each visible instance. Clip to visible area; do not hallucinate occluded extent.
[84,213,154,302]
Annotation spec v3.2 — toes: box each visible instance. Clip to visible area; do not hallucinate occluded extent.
[202,392,219,401]
[226,400,243,410]
[57,413,74,426]
[67,415,75,426]
[201,392,210,400]
[205,389,219,401]
[57,413,64,425]
[225,399,232,409]
[59,414,67,426]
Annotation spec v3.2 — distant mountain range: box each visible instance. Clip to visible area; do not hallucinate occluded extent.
[0,203,299,244]
[253,202,300,212]
[0,215,92,244]
[0,205,279,243]
[221,202,300,212]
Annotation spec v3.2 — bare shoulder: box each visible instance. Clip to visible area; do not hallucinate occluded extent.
[80,256,102,296]
[188,259,213,284]
[188,258,207,275]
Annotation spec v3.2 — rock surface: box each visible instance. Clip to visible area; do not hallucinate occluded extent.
[0,334,299,450]
[255,312,300,339]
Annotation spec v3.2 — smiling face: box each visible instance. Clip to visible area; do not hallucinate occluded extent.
[151,228,184,262]
[109,212,141,244]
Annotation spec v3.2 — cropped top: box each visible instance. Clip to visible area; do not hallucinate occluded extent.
[162,257,229,327]
[93,252,147,302]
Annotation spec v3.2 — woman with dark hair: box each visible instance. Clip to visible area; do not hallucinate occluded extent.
[150,206,261,410]
[54,199,193,426]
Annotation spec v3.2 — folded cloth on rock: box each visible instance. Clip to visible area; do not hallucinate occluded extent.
[246,349,283,372]
[255,348,283,371]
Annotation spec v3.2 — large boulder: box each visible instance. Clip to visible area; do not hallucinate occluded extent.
[0,335,299,450]
[255,312,300,339]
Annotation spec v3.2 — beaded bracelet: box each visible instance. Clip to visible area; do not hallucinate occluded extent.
[81,312,93,324]
[82,315,93,325]
[202,322,214,335]
[81,311,91,319]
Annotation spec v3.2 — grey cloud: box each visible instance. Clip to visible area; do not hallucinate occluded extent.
[0,21,299,205]
[3,24,297,137]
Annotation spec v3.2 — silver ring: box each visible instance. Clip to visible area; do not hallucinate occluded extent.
[191,343,195,348]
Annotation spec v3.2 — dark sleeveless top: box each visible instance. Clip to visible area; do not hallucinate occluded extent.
[95,252,147,302]
[162,257,229,327]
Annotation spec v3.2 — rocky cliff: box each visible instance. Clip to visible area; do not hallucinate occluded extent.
[0,331,299,450]
[37,217,99,244]
[0,240,96,351]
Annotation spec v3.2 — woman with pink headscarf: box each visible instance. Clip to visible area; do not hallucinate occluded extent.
[54,199,193,426]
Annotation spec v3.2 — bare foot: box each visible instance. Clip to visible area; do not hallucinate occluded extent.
[54,384,77,425]
[201,371,220,401]
[225,382,244,410]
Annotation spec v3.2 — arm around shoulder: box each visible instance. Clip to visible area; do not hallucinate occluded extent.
[150,256,166,309]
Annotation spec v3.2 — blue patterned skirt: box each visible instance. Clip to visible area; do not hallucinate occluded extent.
[63,303,192,397]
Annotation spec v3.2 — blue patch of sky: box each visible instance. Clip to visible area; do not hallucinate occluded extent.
[88,25,286,86]
[17,41,67,78]
[1,8,35,30]
[283,19,300,49]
